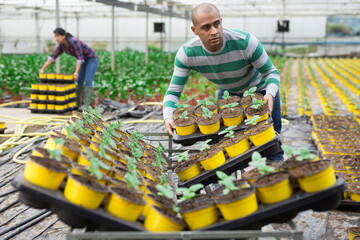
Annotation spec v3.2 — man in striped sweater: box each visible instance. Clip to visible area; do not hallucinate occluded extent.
[163,3,283,160]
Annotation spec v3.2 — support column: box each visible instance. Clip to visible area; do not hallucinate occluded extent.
[55,0,60,73]
[111,6,115,71]
[185,11,189,42]
[35,11,41,53]
[76,14,79,38]
[168,7,172,62]
[145,11,149,64]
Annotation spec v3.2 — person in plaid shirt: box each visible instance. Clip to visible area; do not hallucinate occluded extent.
[40,27,98,111]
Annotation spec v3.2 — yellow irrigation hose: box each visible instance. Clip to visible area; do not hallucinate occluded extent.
[0,100,31,107]
[127,102,163,112]
[12,136,41,164]
[282,118,290,126]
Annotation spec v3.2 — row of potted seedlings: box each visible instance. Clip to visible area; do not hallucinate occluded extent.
[297,59,311,116]
[173,87,268,136]
[313,58,360,116]
[311,115,360,202]
[279,58,293,117]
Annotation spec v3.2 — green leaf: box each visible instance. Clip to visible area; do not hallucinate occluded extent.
[189,183,204,192]
[222,90,230,99]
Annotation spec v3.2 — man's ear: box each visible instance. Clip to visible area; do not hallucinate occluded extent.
[191,26,197,35]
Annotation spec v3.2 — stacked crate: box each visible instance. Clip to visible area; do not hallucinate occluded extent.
[30,73,77,113]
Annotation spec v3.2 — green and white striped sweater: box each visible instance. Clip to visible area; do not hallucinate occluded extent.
[163,28,280,120]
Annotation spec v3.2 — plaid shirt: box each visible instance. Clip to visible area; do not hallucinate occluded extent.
[49,37,97,64]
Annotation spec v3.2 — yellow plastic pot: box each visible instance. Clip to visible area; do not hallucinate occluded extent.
[174,160,202,182]
[349,229,360,240]
[245,106,269,123]
[38,95,47,101]
[144,205,185,232]
[30,103,37,109]
[37,104,46,110]
[77,152,112,176]
[38,84,48,91]
[47,73,55,79]
[142,194,162,217]
[195,106,218,117]
[70,163,108,185]
[223,136,250,158]
[181,204,219,230]
[295,161,336,193]
[350,192,360,202]
[48,85,56,91]
[220,108,244,127]
[104,186,146,221]
[248,123,276,146]
[174,116,197,136]
[64,173,108,209]
[215,188,258,220]
[253,172,293,204]
[30,93,38,99]
[39,73,47,79]
[23,156,67,190]
[48,95,56,101]
[31,84,39,90]
[199,148,226,171]
[56,95,66,101]
[47,104,55,110]
[55,105,66,111]
[56,74,64,79]
[64,74,74,80]
[197,115,221,135]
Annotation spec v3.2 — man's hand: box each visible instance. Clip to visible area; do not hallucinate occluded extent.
[165,118,175,136]
[74,72,79,80]
[39,69,45,74]
[263,93,274,115]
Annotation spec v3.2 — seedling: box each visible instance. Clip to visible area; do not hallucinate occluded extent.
[197,100,214,107]
[87,106,104,122]
[248,151,274,175]
[222,102,239,111]
[218,125,236,138]
[175,150,189,162]
[153,150,166,170]
[243,87,257,97]
[281,145,316,161]
[178,111,188,119]
[216,171,239,195]
[46,138,65,161]
[251,97,265,110]
[157,142,167,153]
[128,129,144,141]
[176,183,204,201]
[244,115,261,126]
[81,111,94,125]
[101,129,117,149]
[64,124,80,140]
[202,107,213,118]
[222,90,231,99]
[98,141,113,161]
[84,148,111,180]
[128,137,143,160]
[107,123,121,139]
[175,103,190,111]
[197,139,212,152]
[157,184,174,199]
[74,119,92,135]
[160,172,168,184]
[124,170,141,191]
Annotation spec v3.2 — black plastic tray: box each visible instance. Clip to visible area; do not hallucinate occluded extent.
[201,177,347,231]
[12,172,146,231]
[338,199,360,212]
[12,171,346,232]
[177,135,281,188]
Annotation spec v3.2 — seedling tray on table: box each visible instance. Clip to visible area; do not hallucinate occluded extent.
[12,171,346,231]
[177,135,282,188]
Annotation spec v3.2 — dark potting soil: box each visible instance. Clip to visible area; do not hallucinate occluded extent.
[252,172,289,187]
[248,123,273,135]
[152,205,185,226]
[174,115,196,127]
[218,96,240,106]
[71,173,108,193]
[113,159,128,169]
[242,168,261,179]
[282,156,311,169]
[110,186,146,205]
[220,107,243,118]
[240,93,263,105]
[215,188,254,204]
[197,114,220,125]
[72,163,109,182]
[142,176,158,187]
[348,227,360,234]
[174,158,198,172]
[245,104,268,116]
[144,162,162,174]
[222,133,247,148]
[173,106,195,116]
[147,193,175,207]
[198,148,222,162]
[178,195,215,213]
[30,156,67,172]
[290,160,332,178]
[212,179,247,197]
[145,184,159,195]
[146,168,162,182]
[195,104,217,114]
[108,177,144,195]
[90,140,118,157]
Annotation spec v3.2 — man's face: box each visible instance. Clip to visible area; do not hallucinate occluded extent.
[191,10,223,52]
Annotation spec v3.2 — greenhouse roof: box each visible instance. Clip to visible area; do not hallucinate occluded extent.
[0,0,360,19]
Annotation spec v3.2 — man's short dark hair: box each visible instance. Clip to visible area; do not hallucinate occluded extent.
[191,3,220,26]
